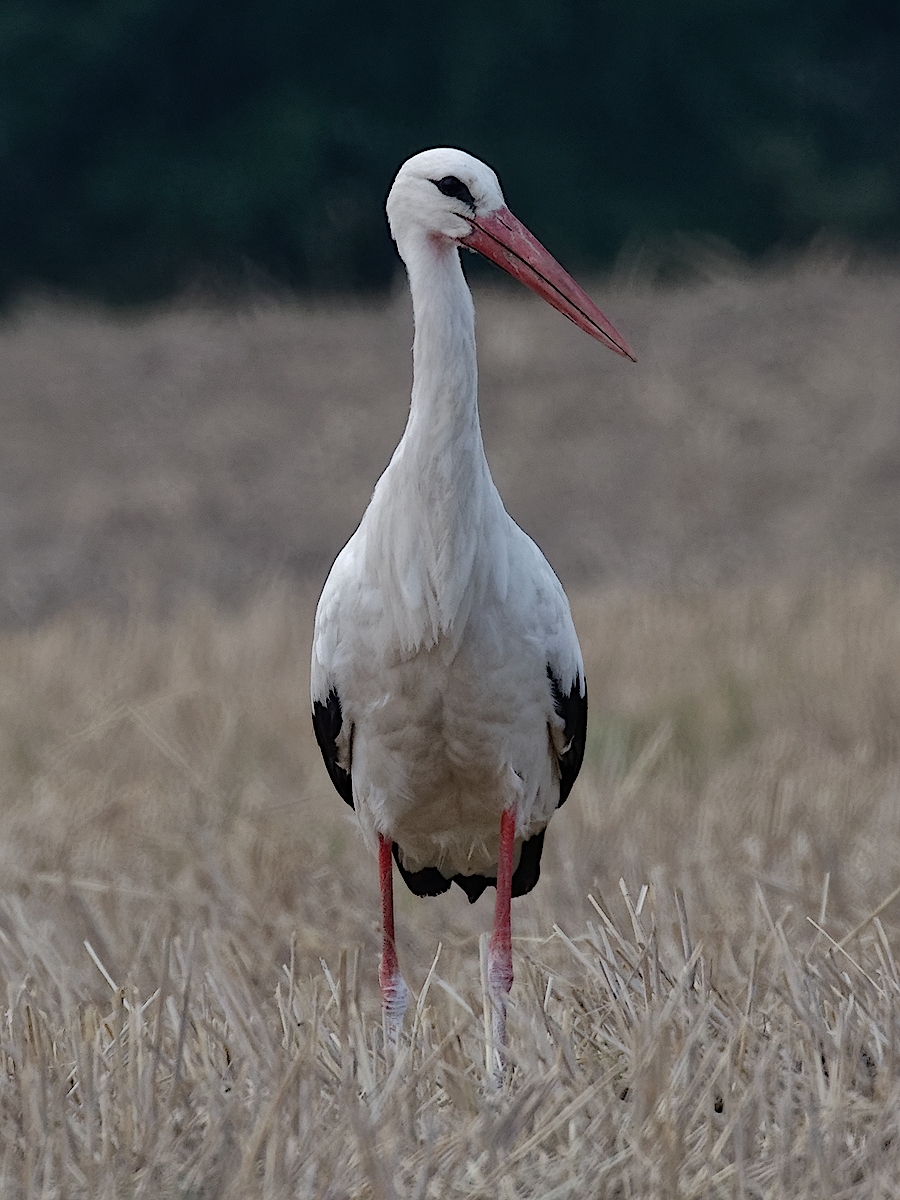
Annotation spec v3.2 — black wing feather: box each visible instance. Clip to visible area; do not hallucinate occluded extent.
[311,687,354,809]
[547,665,588,806]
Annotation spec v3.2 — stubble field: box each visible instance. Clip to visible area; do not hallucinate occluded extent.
[1,252,900,1196]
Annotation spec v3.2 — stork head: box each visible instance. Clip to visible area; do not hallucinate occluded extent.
[387,148,503,244]
[387,147,636,362]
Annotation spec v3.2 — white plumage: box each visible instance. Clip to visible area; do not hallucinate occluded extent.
[312,508,579,878]
[310,148,634,1049]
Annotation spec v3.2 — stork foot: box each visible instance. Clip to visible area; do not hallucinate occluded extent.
[487,937,512,1078]
[379,959,409,1041]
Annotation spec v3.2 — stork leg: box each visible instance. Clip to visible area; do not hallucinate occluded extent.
[378,835,409,1040]
[487,807,516,1076]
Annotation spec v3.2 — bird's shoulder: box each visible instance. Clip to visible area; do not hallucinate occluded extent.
[501,519,583,681]
[310,531,375,695]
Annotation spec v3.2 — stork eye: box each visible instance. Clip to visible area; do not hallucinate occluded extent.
[433,176,476,208]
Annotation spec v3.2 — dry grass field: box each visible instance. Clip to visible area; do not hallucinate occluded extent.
[3,578,900,1197]
[2,247,900,622]
[1,255,900,1195]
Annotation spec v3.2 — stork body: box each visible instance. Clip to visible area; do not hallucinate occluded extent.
[311,149,634,1060]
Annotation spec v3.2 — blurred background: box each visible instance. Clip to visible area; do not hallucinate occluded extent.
[2,14,900,1185]
[1,0,900,623]
[1,0,898,303]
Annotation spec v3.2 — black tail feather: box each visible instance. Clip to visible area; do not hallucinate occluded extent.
[391,843,452,897]
[392,829,547,904]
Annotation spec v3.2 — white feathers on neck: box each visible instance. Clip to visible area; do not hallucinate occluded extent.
[362,233,509,655]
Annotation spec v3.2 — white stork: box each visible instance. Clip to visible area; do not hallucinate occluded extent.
[311,148,635,1059]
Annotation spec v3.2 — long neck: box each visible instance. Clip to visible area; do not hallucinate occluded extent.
[403,235,485,472]
[365,234,505,651]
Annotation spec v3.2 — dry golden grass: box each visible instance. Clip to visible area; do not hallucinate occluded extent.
[3,249,900,623]
[2,573,900,1196]
[3,252,900,1192]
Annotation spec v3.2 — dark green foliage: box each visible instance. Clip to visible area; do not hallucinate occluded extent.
[0,0,897,303]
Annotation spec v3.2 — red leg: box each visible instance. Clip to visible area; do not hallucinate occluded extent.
[487,807,516,1074]
[378,835,408,1036]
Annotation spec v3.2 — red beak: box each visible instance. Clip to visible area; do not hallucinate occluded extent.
[460,206,636,362]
